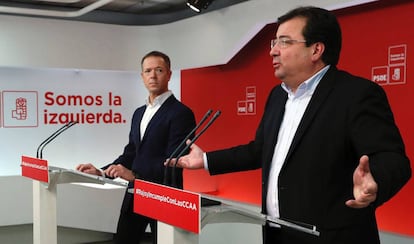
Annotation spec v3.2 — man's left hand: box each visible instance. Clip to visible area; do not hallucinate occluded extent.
[345,155,378,209]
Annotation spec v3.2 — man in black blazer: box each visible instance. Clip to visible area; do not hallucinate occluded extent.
[77,51,196,243]
[168,7,411,244]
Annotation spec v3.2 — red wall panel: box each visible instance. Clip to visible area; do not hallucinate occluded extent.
[336,0,414,236]
[181,0,413,236]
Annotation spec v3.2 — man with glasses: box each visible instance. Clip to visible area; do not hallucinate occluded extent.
[166,6,411,244]
[77,51,196,243]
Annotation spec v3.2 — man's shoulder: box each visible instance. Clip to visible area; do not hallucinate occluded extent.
[165,96,194,112]
[327,68,380,90]
[332,68,371,83]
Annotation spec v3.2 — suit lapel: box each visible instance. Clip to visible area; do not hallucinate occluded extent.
[135,107,146,144]
[262,88,288,177]
[141,95,176,142]
[284,67,337,163]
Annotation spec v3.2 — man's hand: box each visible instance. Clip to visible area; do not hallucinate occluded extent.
[76,163,101,176]
[104,164,135,182]
[165,140,205,169]
[345,155,378,208]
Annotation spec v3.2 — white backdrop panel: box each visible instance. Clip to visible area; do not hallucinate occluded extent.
[0,66,181,176]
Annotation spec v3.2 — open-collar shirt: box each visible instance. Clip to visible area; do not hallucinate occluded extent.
[266,65,330,222]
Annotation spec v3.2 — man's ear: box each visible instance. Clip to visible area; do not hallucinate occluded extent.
[311,42,325,61]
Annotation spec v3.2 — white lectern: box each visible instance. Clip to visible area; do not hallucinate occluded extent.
[21,156,127,244]
[131,179,319,244]
[155,194,266,244]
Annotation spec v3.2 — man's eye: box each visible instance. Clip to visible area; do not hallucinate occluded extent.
[280,39,290,44]
[143,68,163,74]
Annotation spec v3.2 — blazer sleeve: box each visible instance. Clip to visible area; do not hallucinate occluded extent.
[206,86,285,175]
[102,107,142,170]
[349,81,411,207]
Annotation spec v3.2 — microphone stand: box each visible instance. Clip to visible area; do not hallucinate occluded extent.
[163,109,213,186]
[36,121,78,159]
[171,110,221,187]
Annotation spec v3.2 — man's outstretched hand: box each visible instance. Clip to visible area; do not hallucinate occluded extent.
[345,155,378,209]
[165,140,205,170]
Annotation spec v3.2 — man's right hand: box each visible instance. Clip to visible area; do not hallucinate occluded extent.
[165,140,205,170]
[76,163,102,176]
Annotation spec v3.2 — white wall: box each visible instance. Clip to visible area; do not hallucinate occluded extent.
[0,0,375,71]
[0,176,125,233]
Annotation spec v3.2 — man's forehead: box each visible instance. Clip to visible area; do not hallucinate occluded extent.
[276,17,306,36]
[143,58,166,66]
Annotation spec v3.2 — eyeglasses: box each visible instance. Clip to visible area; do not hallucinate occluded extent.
[271,38,307,49]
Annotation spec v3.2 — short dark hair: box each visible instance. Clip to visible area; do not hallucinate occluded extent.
[277,6,342,66]
[141,50,171,70]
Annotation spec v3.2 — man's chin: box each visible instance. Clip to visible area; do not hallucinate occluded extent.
[274,71,283,80]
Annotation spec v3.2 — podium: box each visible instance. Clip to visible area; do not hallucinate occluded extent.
[21,156,127,244]
[132,179,319,244]
[155,194,266,244]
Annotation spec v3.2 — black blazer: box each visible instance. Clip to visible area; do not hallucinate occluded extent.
[105,95,196,211]
[207,67,411,243]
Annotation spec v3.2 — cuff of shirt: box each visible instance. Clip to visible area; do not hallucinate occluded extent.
[98,169,106,178]
[203,153,209,171]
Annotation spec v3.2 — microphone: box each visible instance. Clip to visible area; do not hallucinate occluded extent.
[36,121,78,159]
[171,110,221,187]
[163,109,213,185]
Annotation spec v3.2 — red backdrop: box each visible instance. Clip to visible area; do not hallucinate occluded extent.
[181,0,413,237]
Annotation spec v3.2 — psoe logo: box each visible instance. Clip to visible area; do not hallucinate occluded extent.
[1,91,38,128]
[372,66,389,85]
[371,44,407,85]
[237,86,256,116]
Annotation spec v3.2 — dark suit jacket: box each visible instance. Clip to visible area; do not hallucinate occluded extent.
[105,95,196,212]
[207,67,411,243]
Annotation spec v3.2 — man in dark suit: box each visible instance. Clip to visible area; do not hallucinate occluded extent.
[167,6,411,244]
[77,51,196,244]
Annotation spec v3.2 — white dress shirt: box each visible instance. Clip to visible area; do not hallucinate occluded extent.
[266,66,330,222]
[140,90,172,140]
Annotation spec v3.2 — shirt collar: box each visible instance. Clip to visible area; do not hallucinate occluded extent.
[281,65,330,98]
[145,90,173,107]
